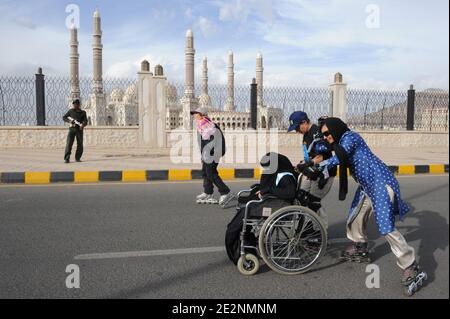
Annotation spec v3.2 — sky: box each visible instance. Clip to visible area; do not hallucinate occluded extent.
[0,0,448,90]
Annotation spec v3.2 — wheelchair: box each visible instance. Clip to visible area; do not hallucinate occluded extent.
[235,173,328,276]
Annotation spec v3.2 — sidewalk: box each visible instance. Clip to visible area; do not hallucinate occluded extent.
[0,146,448,172]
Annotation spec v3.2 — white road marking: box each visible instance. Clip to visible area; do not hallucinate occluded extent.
[74,246,226,260]
[75,239,352,261]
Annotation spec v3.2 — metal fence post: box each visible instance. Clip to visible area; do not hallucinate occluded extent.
[429,97,437,132]
[35,67,46,126]
[250,78,257,129]
[0,79,5,126]
[406,85,415,131]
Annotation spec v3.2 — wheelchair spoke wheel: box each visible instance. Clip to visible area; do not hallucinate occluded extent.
[258,206,327,275]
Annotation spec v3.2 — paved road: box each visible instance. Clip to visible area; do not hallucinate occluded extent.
[0,175,448,299]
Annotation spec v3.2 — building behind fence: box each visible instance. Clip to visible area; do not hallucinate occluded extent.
[0,74,448,132]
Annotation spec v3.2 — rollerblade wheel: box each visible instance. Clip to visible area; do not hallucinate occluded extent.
[405,283,418,297]
[237,254,260,276]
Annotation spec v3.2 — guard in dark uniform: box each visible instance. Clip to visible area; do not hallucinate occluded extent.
[63,99,88,163]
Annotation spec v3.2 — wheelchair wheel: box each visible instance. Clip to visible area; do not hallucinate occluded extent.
[258,205,327,275]
[237,254,260,276]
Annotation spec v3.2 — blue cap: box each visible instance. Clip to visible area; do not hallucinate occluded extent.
[287,111,309,132]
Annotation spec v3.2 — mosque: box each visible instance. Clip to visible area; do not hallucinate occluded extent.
[68,9,283,130]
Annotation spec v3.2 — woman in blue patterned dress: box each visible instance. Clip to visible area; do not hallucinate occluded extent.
[307,117,425,291]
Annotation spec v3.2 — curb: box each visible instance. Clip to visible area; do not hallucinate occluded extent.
[0,164,448,185]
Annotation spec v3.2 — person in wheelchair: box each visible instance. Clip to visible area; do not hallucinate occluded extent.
[288,111,336,229]
[225,152,297,265]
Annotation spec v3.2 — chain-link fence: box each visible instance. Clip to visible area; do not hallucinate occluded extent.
[346,88,449,131]
[0,76,136,126]
[346,89,409,130]
[414,90,449,131]
[1,75,448,131]
[0,76,35,126]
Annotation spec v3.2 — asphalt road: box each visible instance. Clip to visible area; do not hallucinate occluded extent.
[0,175,448,299]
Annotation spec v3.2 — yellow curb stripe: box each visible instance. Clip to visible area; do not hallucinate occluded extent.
[168,169,192,181]
[218,168,235,180]
[254,168,262,180]
[429,164,445,174]
[25,172,50,184]
[75,171,99,183]
[398,165,415,175]
[122,170,147,182]
[336,167,351,177]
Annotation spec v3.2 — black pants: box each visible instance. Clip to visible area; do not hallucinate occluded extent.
[202,161,230,195]
[64,127,84,161]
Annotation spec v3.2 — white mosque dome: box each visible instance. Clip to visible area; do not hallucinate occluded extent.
[123,84,137,103]
[109,88,124,102]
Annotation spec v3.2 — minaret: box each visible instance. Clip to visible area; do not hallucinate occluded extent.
[225,50,235,112]
[180,29,198,129]
[256,52,264,109]
[198,57,212,109]
[88,8,106,125]
[92,8,103,94]
[202,57,208,96]
[69,24,80,102]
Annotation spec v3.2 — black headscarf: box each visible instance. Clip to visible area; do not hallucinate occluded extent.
[260,152,296,194]
[323,118,350,201]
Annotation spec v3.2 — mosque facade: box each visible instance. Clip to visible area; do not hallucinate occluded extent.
[69,9,283,130]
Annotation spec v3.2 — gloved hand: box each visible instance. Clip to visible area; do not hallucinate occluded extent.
[318,176,328,189]
[303,165,323,181]
[296,160,313,173]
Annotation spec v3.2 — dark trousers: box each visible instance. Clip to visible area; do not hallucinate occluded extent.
[202,161,230,195]
[64,127,84,161]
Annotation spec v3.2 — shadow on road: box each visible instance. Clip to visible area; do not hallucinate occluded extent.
[371,204,449,287]
[370,179,449,285]
[106,258,230,299]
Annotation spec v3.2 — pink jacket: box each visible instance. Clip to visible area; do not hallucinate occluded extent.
[196,116,217,140]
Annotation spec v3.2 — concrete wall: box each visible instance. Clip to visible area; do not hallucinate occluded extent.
[0,126,448,149]
[0,126,139,148]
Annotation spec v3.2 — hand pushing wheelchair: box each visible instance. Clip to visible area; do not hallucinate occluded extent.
[234,173,328,276]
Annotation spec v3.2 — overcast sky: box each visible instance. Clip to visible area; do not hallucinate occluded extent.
[0,0,448,90]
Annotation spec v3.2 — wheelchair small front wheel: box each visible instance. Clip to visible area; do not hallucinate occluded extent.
[237,254,260,276]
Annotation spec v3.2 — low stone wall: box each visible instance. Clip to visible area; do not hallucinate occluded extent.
[0,126,448,149]
[0,126,139,148]
[276,131,449,148]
